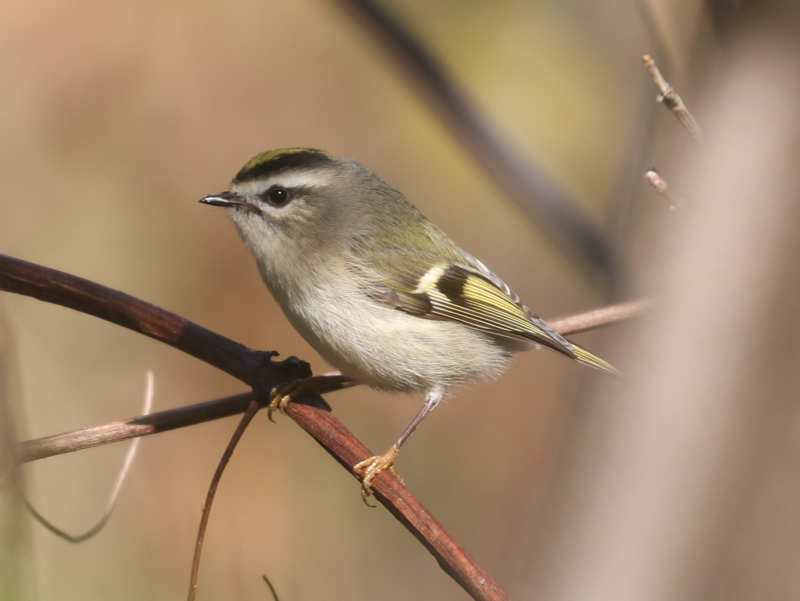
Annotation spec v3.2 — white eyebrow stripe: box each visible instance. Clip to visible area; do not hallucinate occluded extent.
[232,169,334,196]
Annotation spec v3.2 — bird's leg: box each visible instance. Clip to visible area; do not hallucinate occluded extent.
[267,372,353,421]
[354,387,445,505]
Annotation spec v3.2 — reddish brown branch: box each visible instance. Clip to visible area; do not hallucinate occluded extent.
[287,402,510,601]
[0,255,302,387]
[1,254,510,601]
[3,254,649,601]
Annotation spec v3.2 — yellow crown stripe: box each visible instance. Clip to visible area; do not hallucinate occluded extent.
[240,148,323,172]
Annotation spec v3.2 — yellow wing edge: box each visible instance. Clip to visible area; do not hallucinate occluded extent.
[570,343,619,376]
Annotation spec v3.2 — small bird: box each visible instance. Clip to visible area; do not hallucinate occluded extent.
[200,148,615,501]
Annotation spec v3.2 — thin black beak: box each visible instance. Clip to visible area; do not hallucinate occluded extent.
[199,190,247,207]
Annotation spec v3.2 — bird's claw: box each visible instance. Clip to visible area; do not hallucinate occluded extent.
[353,445,400,506]
[266,386,292,422]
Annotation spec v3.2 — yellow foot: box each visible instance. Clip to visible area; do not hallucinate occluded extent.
[353,445,400,506]
[266,384,293,422]
[266,373,351,422]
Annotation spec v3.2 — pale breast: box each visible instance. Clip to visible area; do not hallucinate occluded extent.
[279,279,512,394]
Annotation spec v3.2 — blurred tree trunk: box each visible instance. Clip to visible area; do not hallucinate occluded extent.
[524,5,800,601]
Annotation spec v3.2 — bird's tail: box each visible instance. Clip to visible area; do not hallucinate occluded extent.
[569,342,619,376]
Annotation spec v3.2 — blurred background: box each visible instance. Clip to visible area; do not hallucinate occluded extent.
[2,1,799,600]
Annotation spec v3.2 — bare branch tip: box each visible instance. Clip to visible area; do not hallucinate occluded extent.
[642,53,701,140]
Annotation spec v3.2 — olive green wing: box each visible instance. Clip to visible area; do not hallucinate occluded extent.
[357,250,616,374]
[348,208,616,375]
[381,260,570,348]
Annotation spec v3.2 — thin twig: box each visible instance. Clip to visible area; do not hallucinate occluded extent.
[548,297,651,336]
[262,575,280,601]
[21,370,154,542]
[2,255,646,601]
[642,54,702,139]
[187,399,260,601]
[17,392,254,463]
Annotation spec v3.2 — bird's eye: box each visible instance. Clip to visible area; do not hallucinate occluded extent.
[264,185,291,207]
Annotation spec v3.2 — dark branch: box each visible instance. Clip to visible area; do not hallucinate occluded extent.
[0,255,261,383]
[1,254,509,601]
[335,0,621,291]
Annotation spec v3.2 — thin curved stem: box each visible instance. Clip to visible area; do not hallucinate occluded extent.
[187,400,260,601]
[21,371,154,542]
